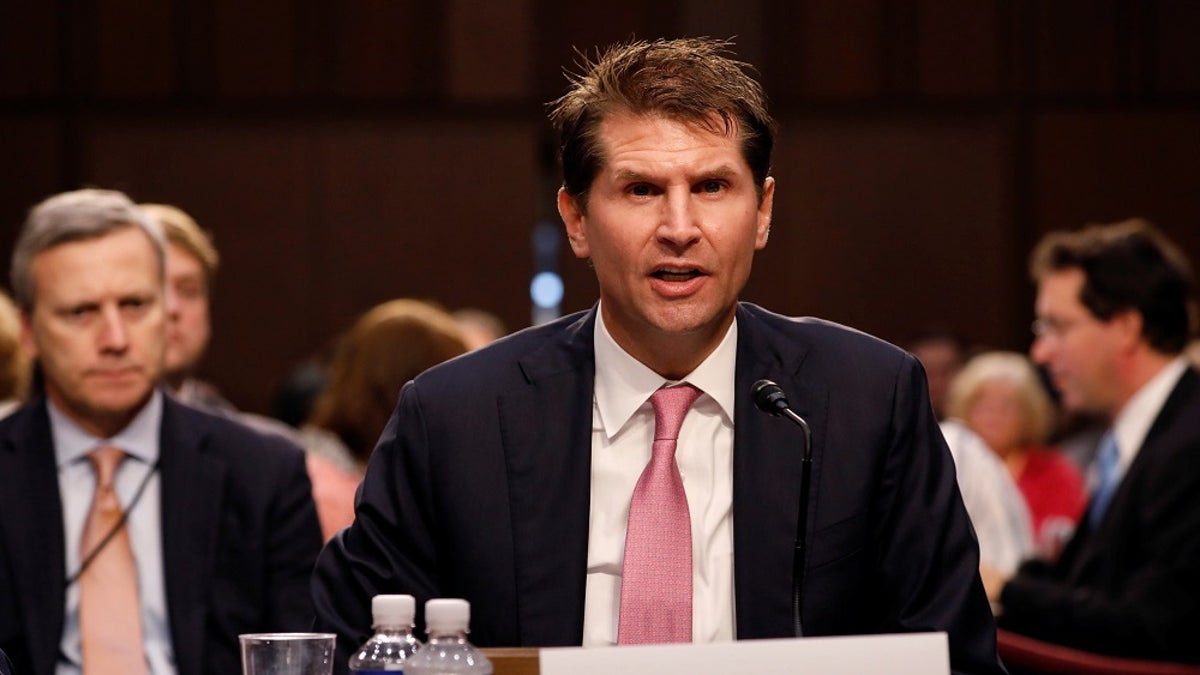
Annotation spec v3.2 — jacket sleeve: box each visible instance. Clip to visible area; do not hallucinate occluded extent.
[875,356,1007,675]
[311,381,439,674]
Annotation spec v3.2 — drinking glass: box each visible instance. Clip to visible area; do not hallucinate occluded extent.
[239,632,336,675]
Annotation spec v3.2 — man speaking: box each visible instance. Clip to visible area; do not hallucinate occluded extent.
[312,38,1003,675]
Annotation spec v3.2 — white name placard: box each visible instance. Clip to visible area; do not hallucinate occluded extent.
[540,632,949,675]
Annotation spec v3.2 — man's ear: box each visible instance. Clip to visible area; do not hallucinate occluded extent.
[558,188,591,260]
[755,176,775,250]
[1111,309,1145,352]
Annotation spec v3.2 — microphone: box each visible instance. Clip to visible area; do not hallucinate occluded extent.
[751,379,813,638]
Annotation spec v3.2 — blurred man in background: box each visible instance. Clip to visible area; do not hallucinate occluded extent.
[989,219,1200,664]
[0,189,322,675]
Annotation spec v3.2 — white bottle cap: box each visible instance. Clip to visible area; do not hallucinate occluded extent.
[424,598,470,634]
[372,594,416,627]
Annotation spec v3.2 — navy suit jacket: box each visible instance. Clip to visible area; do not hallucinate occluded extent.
[1000,366,1200,663]
[313,304,1004,674]
[0,393,324,675]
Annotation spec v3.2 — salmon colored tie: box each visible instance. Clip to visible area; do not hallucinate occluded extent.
[80,447,148,675]
[618,383,702,645]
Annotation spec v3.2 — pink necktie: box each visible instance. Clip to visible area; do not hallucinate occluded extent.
[618,383,702,644]
[80,447,148,675]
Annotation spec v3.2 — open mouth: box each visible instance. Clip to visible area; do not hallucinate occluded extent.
[651,268,703,282]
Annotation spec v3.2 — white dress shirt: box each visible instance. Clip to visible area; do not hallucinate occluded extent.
[939,420,1034,575]
[1105,357,1190,486]
[582,306,738,645]
[52,390,174,675]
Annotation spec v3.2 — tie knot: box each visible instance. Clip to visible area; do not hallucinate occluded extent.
[650,383,702,441]
[88,447,127,490]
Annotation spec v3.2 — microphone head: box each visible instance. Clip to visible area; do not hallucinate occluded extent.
[751,379,789,415]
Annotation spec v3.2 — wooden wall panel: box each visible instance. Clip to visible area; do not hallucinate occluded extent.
[0,117,64,267]
[93,0,176,97]
[916,0,1002,96]
[326,1,428,99]
[1,0,1198,411]
[447,0,534,101]
[1153,0,1200,94]
[768,0,884,101]
[212,0,302,97]
[751,116,1015,348]
[1032,112,1200,265]
[1033,0,1121,96]
[311,120,539,338]
[532,0,677,102]
[83,118,315,412]
[677,0,766,69]
[0,3,59,98]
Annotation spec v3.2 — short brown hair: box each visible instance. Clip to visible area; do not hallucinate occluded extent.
[547,37,775,207]
[1030,218,1196,355]
[140,203,220,282]
[307,299,468,463]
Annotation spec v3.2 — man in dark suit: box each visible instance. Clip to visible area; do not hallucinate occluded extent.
[0,189,323,675]
[987,219,1200,663]
[312,38,1004,674]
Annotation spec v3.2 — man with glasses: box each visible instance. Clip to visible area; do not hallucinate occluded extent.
[985,218,1200,664]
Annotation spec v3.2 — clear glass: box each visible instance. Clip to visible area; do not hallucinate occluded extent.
[239,632,335,675]
[349,625,423,673]
[404,632,492,675]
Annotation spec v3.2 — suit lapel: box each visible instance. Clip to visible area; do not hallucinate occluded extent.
[0,402,67,675]
[1064,367,1200,580]
[732,305,827,639]
[499,310,596,646]
[158,398,226,675]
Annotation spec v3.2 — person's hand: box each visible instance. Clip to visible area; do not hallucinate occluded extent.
[978,563,1008,605]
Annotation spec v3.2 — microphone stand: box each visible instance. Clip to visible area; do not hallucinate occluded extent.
[752,380,813,637]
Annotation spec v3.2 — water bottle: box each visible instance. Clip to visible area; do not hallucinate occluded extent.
[404,599,492,675]
[349,594,423,673]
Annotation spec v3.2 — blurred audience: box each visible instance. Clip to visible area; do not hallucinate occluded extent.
[947,351,1086,559]
[905,326,967,419]
[989,218,1200,663]
[0,289,31,417]
[139,203,232,411]
[452,307,507,351]
[303,299,469,539]
[272,353,330,428]
[940,419,1035,578]
[0,188,321,674]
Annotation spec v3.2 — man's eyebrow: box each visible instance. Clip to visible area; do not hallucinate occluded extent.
[613,165,738,182]
[614,169,653,182]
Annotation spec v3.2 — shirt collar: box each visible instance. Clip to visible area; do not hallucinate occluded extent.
[593,301,738,440]
[51,388,164,469]
[1111,356,1189,466]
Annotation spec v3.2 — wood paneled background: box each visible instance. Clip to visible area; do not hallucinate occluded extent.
[2,0,1198,413]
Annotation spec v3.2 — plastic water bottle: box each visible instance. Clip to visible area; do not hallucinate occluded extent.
[349,594,423,673]
[405,599,492,675]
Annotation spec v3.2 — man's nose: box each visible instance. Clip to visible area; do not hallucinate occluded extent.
[98,306,130,352]
[657,191,701,247]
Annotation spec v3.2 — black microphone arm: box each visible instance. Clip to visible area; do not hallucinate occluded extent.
[751,379,813,638]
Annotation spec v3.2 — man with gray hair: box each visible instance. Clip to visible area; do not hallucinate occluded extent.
[0,188,323,675]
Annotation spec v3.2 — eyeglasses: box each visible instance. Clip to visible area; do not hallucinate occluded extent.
[1031,316,1083,339]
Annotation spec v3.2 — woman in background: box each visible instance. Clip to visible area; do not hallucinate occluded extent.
[303,298,469,540]
[0,290,30,418]
[948,351,1087,560]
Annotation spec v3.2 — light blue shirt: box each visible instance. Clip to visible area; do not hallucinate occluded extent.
[52,389,175,675]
